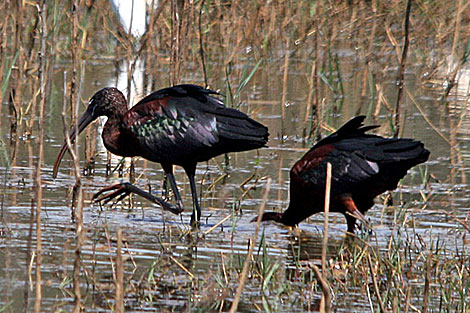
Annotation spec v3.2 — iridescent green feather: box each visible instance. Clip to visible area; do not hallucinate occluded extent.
[131,114,194,139]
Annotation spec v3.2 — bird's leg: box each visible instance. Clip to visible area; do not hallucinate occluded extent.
[340,195,369,233]
[185,164,201,228]
[162,164,184,210]
[93,182,183,215]
[345,214,357,234]
[162,173,169,200]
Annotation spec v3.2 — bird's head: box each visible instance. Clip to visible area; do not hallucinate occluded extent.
[52,87,127,178]
[87,87,127,118]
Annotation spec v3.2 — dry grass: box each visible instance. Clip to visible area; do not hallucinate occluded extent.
[0,0,469,312]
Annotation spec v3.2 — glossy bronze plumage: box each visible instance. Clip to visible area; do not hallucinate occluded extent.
[256,116,429,233]
[54,84,269,225]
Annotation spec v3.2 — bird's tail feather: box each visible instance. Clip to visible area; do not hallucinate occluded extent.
[215,108,269,149]
[375,139,430,164]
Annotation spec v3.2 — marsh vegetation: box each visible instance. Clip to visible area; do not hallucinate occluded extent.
[0,0,469,312]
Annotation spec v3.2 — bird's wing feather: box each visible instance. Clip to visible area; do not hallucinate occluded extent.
[120,84,268,163]
[293,146,380,196]
[293,136,428,197]
[134,84,224,110]
[123,94,220,162]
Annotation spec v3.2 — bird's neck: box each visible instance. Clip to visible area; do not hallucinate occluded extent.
[101,115,137,157]
[259,212,284,223]
[279,199,313,227]
[109,102,129,119]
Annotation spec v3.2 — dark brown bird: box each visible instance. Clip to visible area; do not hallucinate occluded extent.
[256,116,429,233]
[53,84,269,225]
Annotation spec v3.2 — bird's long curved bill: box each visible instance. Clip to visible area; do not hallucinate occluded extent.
[52,110,95,178]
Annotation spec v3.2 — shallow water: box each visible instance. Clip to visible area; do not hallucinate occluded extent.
[1,18,470,313]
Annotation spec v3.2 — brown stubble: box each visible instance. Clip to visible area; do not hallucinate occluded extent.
[0,1,9,120]
[393,0,412,138]
[69,2,85,312]
[33,1,49,312]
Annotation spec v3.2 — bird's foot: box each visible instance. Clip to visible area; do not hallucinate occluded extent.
[93,182,183,215]
[190,219,200,230]
[93,183,132,204]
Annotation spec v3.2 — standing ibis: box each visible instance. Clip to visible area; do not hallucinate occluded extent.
[53,84,269,226]
[256,116,429,233]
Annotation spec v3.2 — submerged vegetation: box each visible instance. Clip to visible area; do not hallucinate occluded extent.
[0,0,469,312]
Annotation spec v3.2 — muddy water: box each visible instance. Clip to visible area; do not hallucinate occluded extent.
[0,52,469,312]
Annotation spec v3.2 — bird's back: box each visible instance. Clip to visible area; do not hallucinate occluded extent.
[123,84,268,164]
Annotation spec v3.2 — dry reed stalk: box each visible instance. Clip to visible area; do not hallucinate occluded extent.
[203,214,232,235]
[78,11,94,177]
[311,17,322,140]
[347,0,359,37]
[393,0,412,137]
[327,4,340,45]
[372,83,382,122]
[450,0,464,62]
[12,0,25,108]
[280,38,290,139]
[125,56,134,102]
[33,2,48,312]
[264,2,277,54]
[106,150,112,176]
[441,0,470,99]
[23,198,35,312]
[320,162,332,312]
[367,254,385,312]
[223,1,243,65]
[356,0,378,115]
[421,249,432,313]
[0,0,9,114]
[43,2,58,127]
[82,65,96,177]
[310,264,332,313]
[198,0,208,87]
[454,112,467,185]
[6,135,19,207]
[304,52,316,124]
[169,255,194,278]
[25,79,39,136]
[68,3,85,312]
[125,52,137,184]
[1,237,11,307]
[229,177,271,313]
[276,153,284,210]
[138,0,168,56]
[403,285,411,313]
[443,57,467,100]
[115,228,124,313]
[24,6,42,136]
[7,0,24,141]
[103,227,117,285]
[170,0,191,85]
[449,118,456,190]
[170,0,179,85]
[70,1,79,124]
[241,2,261,51]
[84,120,97,176]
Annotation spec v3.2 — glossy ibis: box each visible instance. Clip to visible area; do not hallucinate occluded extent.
[256,116,429,233]
[53,84,269,225]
